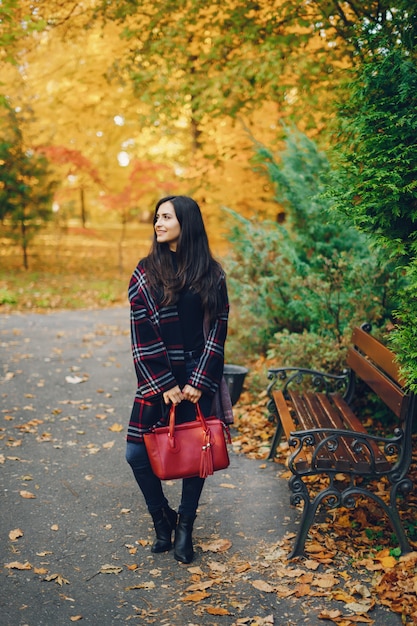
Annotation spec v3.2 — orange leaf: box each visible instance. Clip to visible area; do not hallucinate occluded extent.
[19,490,36,499]
[5,561,32,570]
[251,580,275,593]
[318,609,342,619]
[205,606,230,615]
[109,423,123,432]
[379,556,397,569]
[181,591,211,602]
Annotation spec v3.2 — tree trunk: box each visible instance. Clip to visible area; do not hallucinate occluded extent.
[21,219,29,270]
[80,187,87,227]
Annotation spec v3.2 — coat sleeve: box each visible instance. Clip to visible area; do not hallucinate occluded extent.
[129,263,177,398]
[187,273,229,396]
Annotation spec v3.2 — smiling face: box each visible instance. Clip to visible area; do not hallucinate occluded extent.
[154,201,181,251]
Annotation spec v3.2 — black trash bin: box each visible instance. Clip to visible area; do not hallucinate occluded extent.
[223,364,249,406]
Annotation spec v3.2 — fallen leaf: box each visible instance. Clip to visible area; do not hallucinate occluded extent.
[181,590,211,602]
[44,573,70,585]
[199,538,232,553]
[108,423,123,432]
[100,564,123,575]
[70,617,83,622]
[65,375,85,384]
[251,580,275,593]
[314,574,339,589]
[235,562,251,573]
[9,528,23,541]
[186,580,216,592]
[207,561,227,573]
[344,601,374,614]
[318,608,342,619]
[205,606,231,615]
[5,561,32,570]
[379,556,397,569]
[126,581,156,590]
[19,490,36,499]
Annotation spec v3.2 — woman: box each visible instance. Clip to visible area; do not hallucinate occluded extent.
[126,195,233,564]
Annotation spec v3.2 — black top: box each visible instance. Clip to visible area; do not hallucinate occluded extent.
[171,252,205,352]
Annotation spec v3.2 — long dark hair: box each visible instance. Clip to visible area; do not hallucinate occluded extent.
[142,195,225,320]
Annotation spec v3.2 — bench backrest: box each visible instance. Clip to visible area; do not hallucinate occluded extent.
[346,326,408,419]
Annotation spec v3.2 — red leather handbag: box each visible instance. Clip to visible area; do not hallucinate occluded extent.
[143,403,230,480]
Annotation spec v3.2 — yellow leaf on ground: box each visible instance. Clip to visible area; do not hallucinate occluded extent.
[100,564,123,575]
[379,556,397,569]
[199,538,232,553]
[19,490,36,499]
[235,562,251,573]
[251,580,275,593]
[9,528,23,541]
[205,606,230,615]
[126,581,155,589]
[44,573,69,585]
[181,590,211,602]
[314,574,340,589]
[108,423,123,432]
[5,561,32,570]
[318,609,342,619]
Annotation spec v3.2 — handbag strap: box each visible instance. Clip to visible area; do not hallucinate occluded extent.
[168,402,209,440]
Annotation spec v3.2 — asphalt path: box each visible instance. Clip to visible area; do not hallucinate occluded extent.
[0,308,402,625]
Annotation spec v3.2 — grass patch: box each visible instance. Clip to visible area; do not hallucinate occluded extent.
[0,223,154,313]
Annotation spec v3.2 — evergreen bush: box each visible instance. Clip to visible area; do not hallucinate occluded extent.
[330,49,417,389]
[224,128,400,370]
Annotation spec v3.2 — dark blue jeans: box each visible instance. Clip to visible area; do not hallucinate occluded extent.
[126,359,212,517]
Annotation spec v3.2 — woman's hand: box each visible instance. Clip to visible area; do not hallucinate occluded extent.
[182,385,202,404]
[163,385,184,405]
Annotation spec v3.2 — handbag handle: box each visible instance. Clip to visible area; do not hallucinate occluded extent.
[168,402,209,442]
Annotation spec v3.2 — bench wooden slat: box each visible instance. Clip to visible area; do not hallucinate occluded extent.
[292,391,351,470]
[346,348,406,418]
[313,393,372,472]
[351,326,405,386]
[272,390,309,471]
[331,393,391,471]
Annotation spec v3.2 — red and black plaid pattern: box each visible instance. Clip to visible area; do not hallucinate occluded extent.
[127,261,229,443]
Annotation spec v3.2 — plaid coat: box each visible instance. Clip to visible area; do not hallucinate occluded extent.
[127,260,232,443]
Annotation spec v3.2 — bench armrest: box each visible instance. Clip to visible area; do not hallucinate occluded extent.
[267,366,352,399]
[287,426,407,476]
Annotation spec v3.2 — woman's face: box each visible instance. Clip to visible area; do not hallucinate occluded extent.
[154,201,181,251]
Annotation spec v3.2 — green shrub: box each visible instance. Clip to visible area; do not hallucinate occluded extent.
[224,128,400,369]
[0,288,17,306]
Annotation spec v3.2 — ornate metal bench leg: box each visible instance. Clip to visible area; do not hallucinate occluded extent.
[287,475,319,558]
[386,479,413,554]
[267,422,283,460]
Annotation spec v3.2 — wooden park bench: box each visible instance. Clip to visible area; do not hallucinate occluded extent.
[266,323,416,558]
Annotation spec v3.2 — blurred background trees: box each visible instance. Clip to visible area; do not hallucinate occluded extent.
[1,0,417,387]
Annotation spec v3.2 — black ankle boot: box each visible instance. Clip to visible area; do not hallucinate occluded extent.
[174,514,196,564]
[151,506,177,553]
